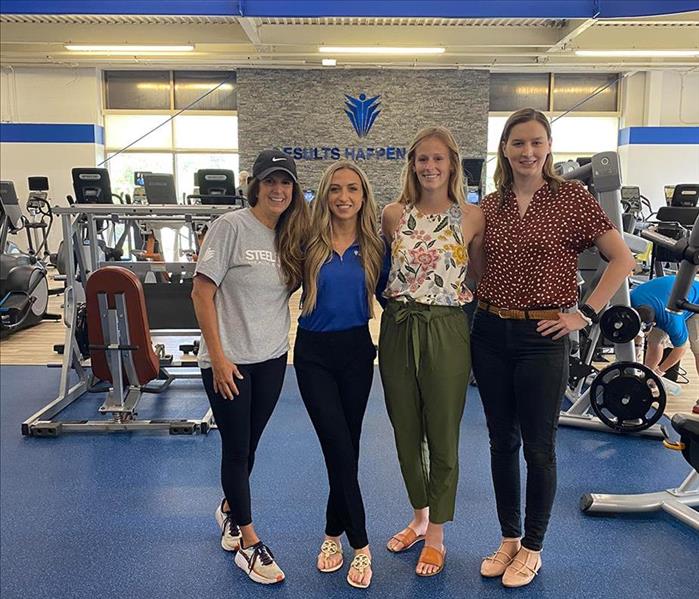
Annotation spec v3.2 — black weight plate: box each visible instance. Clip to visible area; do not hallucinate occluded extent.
[590,361,666,432]
[599,306,642,344]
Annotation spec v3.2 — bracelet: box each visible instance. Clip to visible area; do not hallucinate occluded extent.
[576,309,593,327]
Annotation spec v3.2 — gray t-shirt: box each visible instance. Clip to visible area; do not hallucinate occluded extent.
[195,208,290,367]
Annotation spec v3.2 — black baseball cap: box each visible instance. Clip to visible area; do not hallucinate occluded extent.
[252,149,298,182]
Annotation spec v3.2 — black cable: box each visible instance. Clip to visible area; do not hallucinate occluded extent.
[98,73,236,166]
[550,75,622,124]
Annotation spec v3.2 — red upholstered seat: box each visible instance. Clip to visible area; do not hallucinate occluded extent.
[86,266,160,385]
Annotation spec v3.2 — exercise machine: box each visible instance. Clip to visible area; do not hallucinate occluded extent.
[0,180,51,337]
[22,201,238,436]
[24,176,55,261]
[581,217,699,529]
[558,152,666,437]
[188,169,244,206]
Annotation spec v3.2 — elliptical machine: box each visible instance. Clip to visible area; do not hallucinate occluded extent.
[0,180,51,337]
[24,176,54,262]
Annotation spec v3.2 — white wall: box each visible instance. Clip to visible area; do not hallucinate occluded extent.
[620,71,699,128]
[1,67,103,251]
[618,70,699,210]
[0,66,102,124]
[619,144,699,210]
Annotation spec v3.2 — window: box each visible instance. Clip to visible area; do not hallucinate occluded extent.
[103,70,239,202]
[104,114,173,150]
[173,115,238,150]
[552,73,618,112]
[174,71,237,110]
[489,72,619,113]
[490,74,549,112]
[175,153,239,199]
[105,71,171,110]
[106,152,174,197]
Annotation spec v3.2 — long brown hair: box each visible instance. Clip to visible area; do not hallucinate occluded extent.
[397,126,465,206]
[301,161,384,317]
[494,107,563,202]
[248,177,309,291]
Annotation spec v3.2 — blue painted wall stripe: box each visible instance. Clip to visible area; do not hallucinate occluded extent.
[618,127,699,146]
[0,124,105,144]
[3,0,699,18]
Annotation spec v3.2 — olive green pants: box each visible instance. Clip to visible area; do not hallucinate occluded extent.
[378,300,471,523]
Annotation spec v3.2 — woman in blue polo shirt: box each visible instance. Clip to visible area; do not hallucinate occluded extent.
[294,161,385,589]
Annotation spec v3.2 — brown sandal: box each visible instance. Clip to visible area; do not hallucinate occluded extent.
[386,527,425,553]
[416,545,446,577]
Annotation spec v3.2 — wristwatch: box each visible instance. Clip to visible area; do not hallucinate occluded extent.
[579,303,601,324]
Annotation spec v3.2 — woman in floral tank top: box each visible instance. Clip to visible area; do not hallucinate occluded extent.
[379,126,485,577]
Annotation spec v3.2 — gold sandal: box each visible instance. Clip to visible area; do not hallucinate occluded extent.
[346,553,372,589]
[317,539,343,573]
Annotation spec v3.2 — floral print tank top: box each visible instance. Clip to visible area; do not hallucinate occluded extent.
[384,203,472,306]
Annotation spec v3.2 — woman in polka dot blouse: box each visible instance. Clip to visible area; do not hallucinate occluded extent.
[471,108,635,588]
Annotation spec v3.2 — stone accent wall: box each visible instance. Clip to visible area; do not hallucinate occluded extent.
[238,69,489,206]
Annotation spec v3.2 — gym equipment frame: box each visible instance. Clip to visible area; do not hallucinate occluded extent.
[581,218,699,529]
[558,152,666,438]
[581,416,698,530]
[22,203,238,436]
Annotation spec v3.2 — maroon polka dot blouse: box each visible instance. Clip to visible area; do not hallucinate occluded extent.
[477,180,615,310]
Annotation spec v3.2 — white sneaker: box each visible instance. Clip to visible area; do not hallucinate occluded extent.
[234,541,285,584]
[214,499,241,552]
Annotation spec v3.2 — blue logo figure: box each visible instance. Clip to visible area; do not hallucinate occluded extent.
[344,93,381,138]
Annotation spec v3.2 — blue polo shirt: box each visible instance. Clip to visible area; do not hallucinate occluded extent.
[299,242,370,332]
[630,275,699,346]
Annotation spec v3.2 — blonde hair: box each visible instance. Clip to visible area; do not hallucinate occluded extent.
[397,126,465,206]
[248,177,309,291]
[494,108,563,203]
[301,161,384,317]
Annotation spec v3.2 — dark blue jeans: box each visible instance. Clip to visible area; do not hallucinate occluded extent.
[471,309,570,551]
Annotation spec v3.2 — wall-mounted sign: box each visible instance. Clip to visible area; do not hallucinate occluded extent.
[344,93,381,138]
[281,91,405,161]
[281,146,406,161]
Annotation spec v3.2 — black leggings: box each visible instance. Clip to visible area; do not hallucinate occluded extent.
[471,310,569,551]
[293,325,376,549]
[201,354,287,527]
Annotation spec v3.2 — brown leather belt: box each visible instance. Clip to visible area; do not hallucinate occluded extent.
[477,300,561,321]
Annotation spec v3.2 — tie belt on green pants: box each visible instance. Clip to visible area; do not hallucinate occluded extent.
[378,299,471,523]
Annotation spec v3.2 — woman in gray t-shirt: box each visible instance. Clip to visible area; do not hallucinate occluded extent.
[192,149,308,585]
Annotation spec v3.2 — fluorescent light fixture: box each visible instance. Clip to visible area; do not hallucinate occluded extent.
[319,46,444,55]
[322,58,337,66]
[575,49,699,58]
[65,44,195,54]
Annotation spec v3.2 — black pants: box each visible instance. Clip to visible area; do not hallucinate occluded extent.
[293,325,376,549]
[471,310,569,551]
[201,354,287,527]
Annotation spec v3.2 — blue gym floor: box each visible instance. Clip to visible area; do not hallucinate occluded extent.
[1,365,697,599]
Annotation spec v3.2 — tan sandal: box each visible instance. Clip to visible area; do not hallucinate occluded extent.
[502,550,542,588]
[317,539,343,573]
[386,526,425,553]
[346,553,372,589]
[416,545,446,577]
[480,539,521,577]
